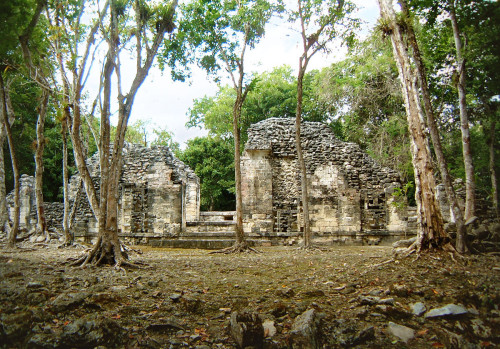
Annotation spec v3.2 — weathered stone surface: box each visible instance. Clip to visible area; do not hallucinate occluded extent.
[230,311,264,349]
[50,292,90,313]
[69,143,200,238]
[411,302,426,316]
[263,319,277,338]
[6,144,201,241]
[241,118,411,240]
[288,309,322,349]
[0,311,32,341]
[424,304,468,318]
[387,322,415,343]
[60,314,124,348]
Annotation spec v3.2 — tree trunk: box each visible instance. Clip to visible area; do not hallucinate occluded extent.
[0,79,14,233]
[489,119,499,217]
[0,74,20,248]
[449,0,475,220]
[34,90,49,239]
[295,64,311,247]
[232,92,247,247]
[0,134,7,233]
[62,114,72,244]
[400,0,467,253]
[378,0,448,251]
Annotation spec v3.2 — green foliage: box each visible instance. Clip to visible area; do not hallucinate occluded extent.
[151,126,179,152]
[315,32,413,185]
[391,182,414,211]
[287,0,359,54]
[0,0,35,61]
[177,136,235,211]
[410,0,500,200]
[187,65,328,144]
[164,0,279,83]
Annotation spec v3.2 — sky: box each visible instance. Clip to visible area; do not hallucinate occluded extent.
[120,0,381,149]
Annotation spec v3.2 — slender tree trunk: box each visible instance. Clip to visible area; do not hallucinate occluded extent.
[0,74,20,248]
[34,90,49,239]
[0,134,7,233]
[0,83,14,233]
[378,0,448,252]
[489,119,499,217]
[62,116,72,244]
[400,0,467,253]
[233,95,245,246]
[295,64,311,247]
[449,0,475,220]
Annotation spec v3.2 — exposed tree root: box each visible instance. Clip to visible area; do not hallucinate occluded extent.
[370,258,395,268]
[69,237,144,269]
[120,241,143,255]
[58,241,87,249]
[209,241,261,254]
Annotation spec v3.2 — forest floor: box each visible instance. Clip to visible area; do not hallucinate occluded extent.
[0,243,499,348]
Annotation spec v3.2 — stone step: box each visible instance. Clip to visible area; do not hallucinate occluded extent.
[180,231,236,239]
[154,239,259,250]
[186,221,236,226]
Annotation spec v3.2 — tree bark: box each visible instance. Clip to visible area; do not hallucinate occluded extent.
[0,74,20,247]
[62,108,72,244]
[489,119,499,217]
[233,94,245,245]
[34,90,49,238]
[295,63,311,247]
[0,132,7,233]
[400,0,467,253]
[0,78,14,233]
[378,0,448,251]
[449,0,475,220]
[72,0,178,267]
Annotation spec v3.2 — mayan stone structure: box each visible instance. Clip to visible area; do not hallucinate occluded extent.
[241,118,411,243]
[70,143,200,239]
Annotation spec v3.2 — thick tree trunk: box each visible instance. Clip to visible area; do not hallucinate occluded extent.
[34,90,49,238]
[295,66,311,247]
[400,0,467,253]
[489,119,499,217]
[449,0,475,220]
[378,0,448,251]
[0,74,20,247]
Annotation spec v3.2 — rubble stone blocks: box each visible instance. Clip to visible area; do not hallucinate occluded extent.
[241,118,412,243]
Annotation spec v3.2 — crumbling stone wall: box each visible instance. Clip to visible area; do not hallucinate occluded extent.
[69,143,200,237]
[241,118,409,241]
[6,174,36,231]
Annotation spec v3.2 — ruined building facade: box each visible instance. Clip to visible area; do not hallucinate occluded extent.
[7,120,416,246]
[69,143,200,238]
[241,118,411,243]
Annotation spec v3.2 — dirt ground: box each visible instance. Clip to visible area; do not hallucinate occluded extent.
[0,243,499,348]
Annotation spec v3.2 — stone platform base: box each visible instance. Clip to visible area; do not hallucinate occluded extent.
[75,230,415,249]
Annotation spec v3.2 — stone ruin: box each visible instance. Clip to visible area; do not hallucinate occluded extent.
[5,120,422,247]
[241,118,414,244]
[69,143,200,240]
[6,144,200,242]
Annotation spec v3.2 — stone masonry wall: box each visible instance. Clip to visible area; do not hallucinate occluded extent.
[242,118,409,240]
[70,143,200,237]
